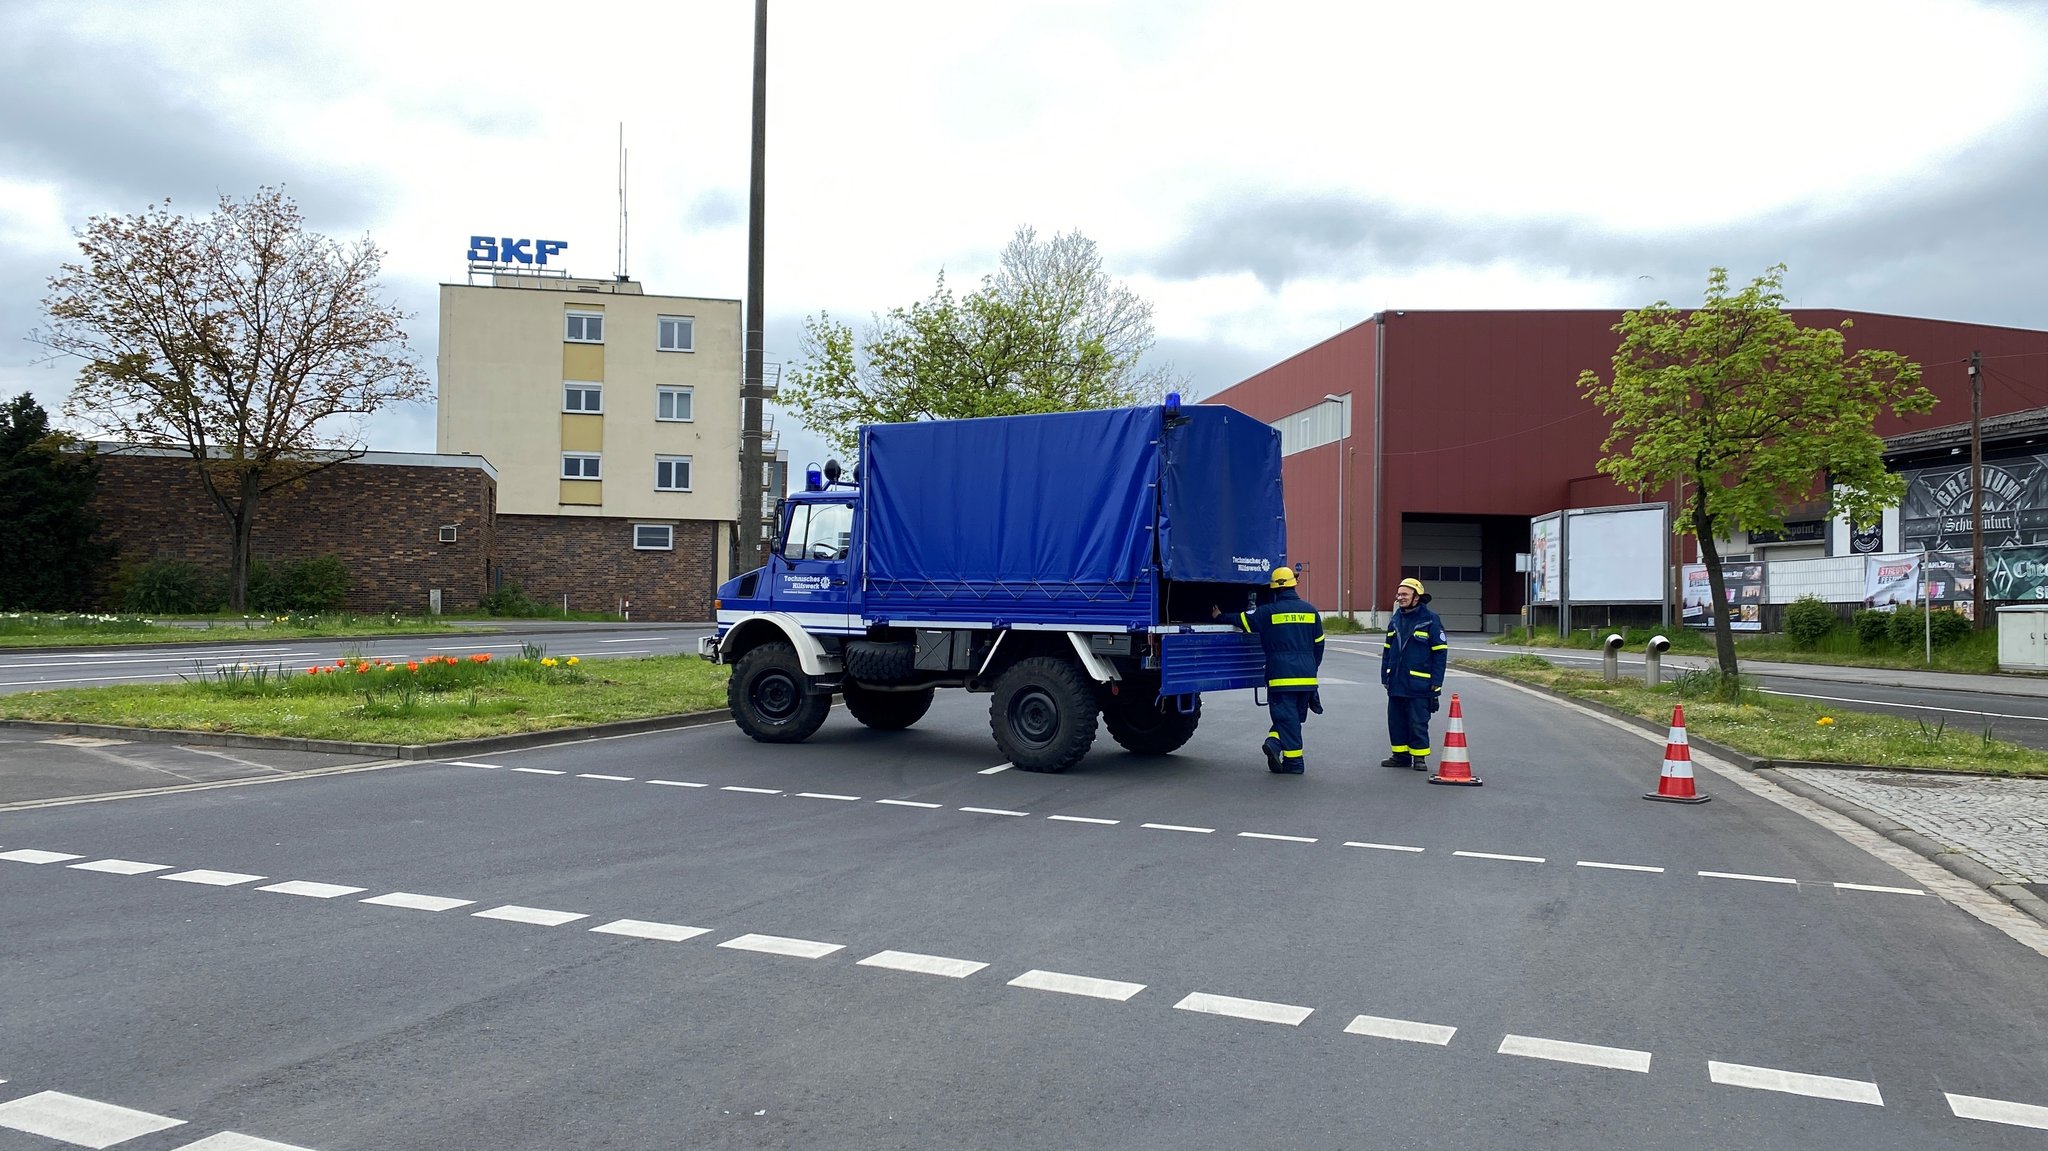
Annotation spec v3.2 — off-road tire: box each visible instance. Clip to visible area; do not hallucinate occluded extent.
[989,656,1099,773]
[841,683,935,731]
[843,640,916,683]
[1103,692,1201,756]
[729,641,831,743]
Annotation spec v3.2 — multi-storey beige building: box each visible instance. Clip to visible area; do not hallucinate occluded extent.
[437,273,741,620]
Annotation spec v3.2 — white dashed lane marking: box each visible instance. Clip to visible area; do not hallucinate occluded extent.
[1048,815,1119,826]
[450,761,502,769]
[361,892,474,912]
[858,950,989,978]
[69,859,172,875]
[979,763,1013,774]
[960,807,1028,817]
[1835,882,1927,896]
[1239,832,1317,844]
[1345,1015,1457,1045]
[718,933,844,959]
[0,849,83,864]
[798,792,860,801]
[258,881,366,899]
[590,919,710,942]
[175,1132,318,1150]
[1142,823,1214,834]
[0,1089,184,1148]
[512,768,564,775]
[160,869,264,887]
[473,904,588,927]
[1008,969,1146,1002]
[1700,871,1800,886]
[1709,1061,1884,1105]
[1455,851,1545,864]
[646,779,706,788]
[1499,1034,1652,1073]
[877,799,942,809]
[577,773,633,781]
[1578,861,1665,873]
[1174,992,1314,1027]
[721,786,781,795]
[1948,1092,2048,1130]
[1345,841,1425,853]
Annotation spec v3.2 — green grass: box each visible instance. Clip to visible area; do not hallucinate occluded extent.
[1321,614,1371,634]
[1472,655,2048,775]
[0,611,481,648]
[1493,623,2001,675]
[0,650,731,744]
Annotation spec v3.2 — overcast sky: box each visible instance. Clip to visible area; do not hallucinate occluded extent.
[6,0,2047,476]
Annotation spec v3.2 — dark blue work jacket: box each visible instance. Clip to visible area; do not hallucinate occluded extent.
[1236,588,1325,689]
[1381,599,1448,698]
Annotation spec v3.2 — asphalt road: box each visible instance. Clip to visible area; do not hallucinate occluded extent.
[4,643,2047,1149]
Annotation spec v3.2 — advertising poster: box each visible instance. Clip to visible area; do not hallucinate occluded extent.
[1901,455,2048,551]
[1681,562,1765,631]
[1985,545,2048,603]
[1863,554,1923,610]
[1922,550,1977,618]
[1530,515,1561,603]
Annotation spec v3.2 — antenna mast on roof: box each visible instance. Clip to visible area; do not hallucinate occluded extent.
[616,123,630,281]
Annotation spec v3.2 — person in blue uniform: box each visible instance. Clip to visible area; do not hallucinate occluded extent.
[1380,577,1448,771]
[1214,566,1324,774]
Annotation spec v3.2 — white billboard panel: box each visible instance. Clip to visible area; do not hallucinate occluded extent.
[1564,505,1667,603]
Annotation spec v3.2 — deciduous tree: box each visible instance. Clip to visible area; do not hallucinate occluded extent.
[0,393,111,610]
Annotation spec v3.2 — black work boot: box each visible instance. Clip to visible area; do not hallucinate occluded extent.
[1380,754,1411,769]
[1412,758,1430,772]
[1264,738,1286,773]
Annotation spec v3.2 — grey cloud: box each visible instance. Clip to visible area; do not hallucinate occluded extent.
[686,190,745,230]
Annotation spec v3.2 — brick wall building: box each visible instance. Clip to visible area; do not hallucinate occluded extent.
[495,515,718,620]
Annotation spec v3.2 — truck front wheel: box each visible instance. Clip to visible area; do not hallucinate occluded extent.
[842,683,934,730]
[990,657,1099,772]
[1104,692,1201,756]
[729,641,831,743]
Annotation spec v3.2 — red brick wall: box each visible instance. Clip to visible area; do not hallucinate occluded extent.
[90,453,496,613]
[494,515,717,620]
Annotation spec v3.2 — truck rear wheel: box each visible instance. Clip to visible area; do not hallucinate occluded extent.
[1104,692,1201,756]
[729,641,831,743]
[990,656,1099,772]
[842,683,934,731]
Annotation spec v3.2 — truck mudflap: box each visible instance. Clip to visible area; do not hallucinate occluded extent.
[1157,629,1267,695]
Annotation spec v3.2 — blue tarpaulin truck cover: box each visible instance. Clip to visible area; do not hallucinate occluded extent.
[858,405,1285,628]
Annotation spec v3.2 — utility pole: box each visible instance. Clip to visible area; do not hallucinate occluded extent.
[739,0,770,569]
[1971,350,1985,630]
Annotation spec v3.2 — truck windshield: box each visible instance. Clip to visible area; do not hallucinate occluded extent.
[783,501,854,562]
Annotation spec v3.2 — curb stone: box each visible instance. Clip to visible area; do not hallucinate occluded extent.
[1458,660,2048,931]
[0,710,731,761]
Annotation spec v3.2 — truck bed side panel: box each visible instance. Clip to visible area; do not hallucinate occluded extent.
[1160,409,1288,583]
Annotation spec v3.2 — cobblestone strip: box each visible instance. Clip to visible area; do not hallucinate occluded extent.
[1792,770,2048,884]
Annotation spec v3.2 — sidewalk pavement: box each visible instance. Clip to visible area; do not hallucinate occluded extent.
[1465,637,2048,699]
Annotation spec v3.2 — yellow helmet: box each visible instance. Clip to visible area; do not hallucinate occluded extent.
[1269,566,1297,589]
[1398,576,1426,597]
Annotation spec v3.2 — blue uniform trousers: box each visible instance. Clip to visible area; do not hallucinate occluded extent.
[1266,689,1312,766]
[1387,695,1432,764]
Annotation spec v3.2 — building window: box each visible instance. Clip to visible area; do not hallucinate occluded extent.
[565,310,604,343]
[561,452,602,479]
[657,385,694,422]
[656,455,693,492]
[1273,397,1350,457]
[563,381,602,413]
[658,315,694,352]
[634,523,674,550]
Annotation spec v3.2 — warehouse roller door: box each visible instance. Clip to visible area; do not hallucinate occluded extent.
[1400,520,1482,632]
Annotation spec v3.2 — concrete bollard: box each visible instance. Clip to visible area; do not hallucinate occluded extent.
[1603,633,1625,683]
[1645,634,1671,688]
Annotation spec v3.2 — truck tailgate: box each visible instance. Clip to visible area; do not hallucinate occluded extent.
[1157,630,1267,695]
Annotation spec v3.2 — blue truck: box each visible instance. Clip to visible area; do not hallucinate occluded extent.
[700,401,1289,772]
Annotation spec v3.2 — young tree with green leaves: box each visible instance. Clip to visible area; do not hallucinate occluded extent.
[783,227,1184,457]
[1578,265,1934,682]
[37,188,427,611]
[0,393,112,610]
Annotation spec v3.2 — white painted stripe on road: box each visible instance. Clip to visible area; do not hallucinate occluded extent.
[979,763,1013,774]
[1048,815,1119,825]
[258,881,366,899]
[1142,823,1214,834]
[1239,832,1317,844]
[1760,688,2048,724]
[362,892,474,912]
[1455,851,1545,864]
[451,761,502,769]
[0,1090,185,1147]
[722,786,781,795]
[1008,969,1146,1001]
[161,869,265,886]
[798,792,861,801]
[590,919,710,942]
[1345,1015,1457,1045]
[1578,861,1665,873]
[1345,841,1425,853]
[69,859,172,875]
[858,950,989,978]
[1947,1092,2048,1130]
[647,779,706,787]
[1700,870,1799,885]
[0,849,83,864]
[1708,1060,1883,1105]
[1499,1034,1652,1073]
[718,933,844,959]
[878,799,942,809]
[512,767,565,775]
[1834,882,1926,896]
[960,806,1028,817]
[174,1133,318,1150]
[474,904,588,927]
[577,773,632,781]
[1174,992,1314,1027]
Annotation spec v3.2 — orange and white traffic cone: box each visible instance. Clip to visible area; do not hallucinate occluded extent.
[1428,693,1482,786]
[1643,704,1710,803]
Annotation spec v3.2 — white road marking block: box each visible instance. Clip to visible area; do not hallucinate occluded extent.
[0,1090,185,1148]
[1174,992,1314,1027]
[1142,823,1214,834]
[1345,841,1425,853]
[858,950,988,978]
[1008,969,1146,1001]
[979,763,1013,774]
[1708,1060,1882,1105]
[1048,815,1119,826]
[959,807,1027,817]
[511,768,564,775]
[798,792,860,801]
[361,892,474,912]
[450,761,502,769]
[590,919,711,942]
[1699,870,1799,885]
[173,1133,318,1150]
[1239,832,1317,844]
[877,799,942,809]
[1834,882,1926,896]
[258,881,365,899]
[1578,861,1665,873]
[1499,1034,1652,1073]
[718,933,843,959]
[1947,1092,2048,1130]
[577,773,632,781]
[160,870,265,886]
[646,779,706,788]
[722,786,781,795]
[0,849,83,864]
[1345,1015,1457,1045]
[1455,851,1545,864]
[69,859,172,875]
[473,905,588,926]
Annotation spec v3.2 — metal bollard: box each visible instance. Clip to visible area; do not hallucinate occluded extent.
[1645,634,1671,688]
[1602,633,1625,683]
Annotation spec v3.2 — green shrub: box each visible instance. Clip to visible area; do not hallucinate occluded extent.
[247,556,351,613]
[1886,606,1924,649]
[1783,596,1838,648]
[1853,609,1892,648]
[480,580,545,617]
[120,559,225,614]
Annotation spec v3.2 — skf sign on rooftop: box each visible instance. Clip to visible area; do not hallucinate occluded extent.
[467,236,568,266]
